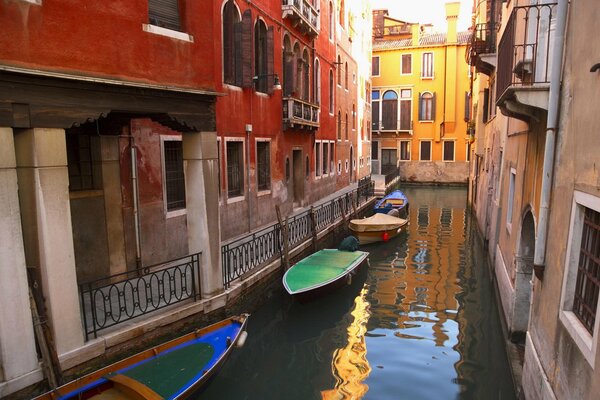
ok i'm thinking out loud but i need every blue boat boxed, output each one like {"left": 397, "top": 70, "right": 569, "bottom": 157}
{"left": 374, "top": 190, "right": 409, "bottom": 217}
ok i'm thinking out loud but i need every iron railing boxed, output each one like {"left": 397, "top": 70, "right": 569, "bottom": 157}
{"left": 221, "top": 177, "right": 374, "bottom": 288}
{"left": 283, "top": 97, "right": 320, "bottom": 130}
{"left": 281, "top": 0, "right": 320, "bottom": 37}
{"left": 79, "top": 253, "right": 201, "bottom": 340}
{"left": 468, "top": 22, "right": 498, "bottom": 65}
{"left": 496, "top": 3, "right": 557, "bottom": 104}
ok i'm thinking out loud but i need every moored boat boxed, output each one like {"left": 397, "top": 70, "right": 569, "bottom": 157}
{"left": 282, "top": 249, "right": 369, "bottom": 303}
{"left": 34, "top": 314, "right": 249, "bottom": 400}
{"left": 374, "top": 190, "right": 409, "bottom": 217}
{"left": 349, "top": 213, "right": 408, "bottom": 245}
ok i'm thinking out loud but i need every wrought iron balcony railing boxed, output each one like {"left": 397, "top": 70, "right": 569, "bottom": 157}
{"left": 496, "top": 2, "right": 558, "bottom": 104}
{"left": 468, "top": 22, "right": 498, "bottom": 63}
{"left": 282, "top": 0, "right": 320, "bottom": 37}
{"left": 283, "top": 96, "right": 320, "bottom": 130}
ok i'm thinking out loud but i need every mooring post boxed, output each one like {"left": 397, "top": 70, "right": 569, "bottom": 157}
{"left": 338, "top": 198, "right": 347, "bottom": 227}
{"left": 310, "top": 206, "right": 318, "bottom": 251}
{"left": 351, "top": 192, "right": 358, "bottom": 218}
{"left": 275, "top": 205, "right": 290, "bottom": 271}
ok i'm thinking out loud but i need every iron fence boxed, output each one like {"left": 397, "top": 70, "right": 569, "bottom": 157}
{"left": 79, "top": 252, "right": 201, "bottom": 340}
{"left": 222, "top": 177, "right": 374, "bottom": 288}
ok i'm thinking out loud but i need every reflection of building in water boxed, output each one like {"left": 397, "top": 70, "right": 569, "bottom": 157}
{"left": 321, "top": 287, "right": 371, "bottom": 400}
{"left": 369, "top": 202, "right": 464, "bottom": 348}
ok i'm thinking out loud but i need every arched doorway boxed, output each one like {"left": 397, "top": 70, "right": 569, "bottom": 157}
{"left": 512, "top": 210, "right": 535, "bottom": 342}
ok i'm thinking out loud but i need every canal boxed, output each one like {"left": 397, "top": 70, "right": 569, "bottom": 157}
{"left": 200, "top": 186, "right": 516, "bottom": 400}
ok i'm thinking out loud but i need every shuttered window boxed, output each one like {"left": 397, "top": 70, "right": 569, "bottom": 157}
{"left": 381, "top": 90, "right": 398, "bottom": 131}
{"left": 223, "top": 0, "right": 241, "bottom": 86}
{"left": 372, "top": 56, "right": 380, "bottom": 76}
{"left": 256, "top": 141, "right": 271, "bottom": 191}
{"left": 401, "top": 54, "right": 412, "bottom": 74}
{"left": 400, "top": 89, "right": 412, "bottom": 131}
{"left": 420, "top": 141, "right": 432, "bottom": 161}
{"left": 419, "top": 92, "right": 436, "bottom": 121}
{"left": 227, "top": 141, "right": 244, "bottom": 197}
{"left": 163, "top": 139, "right": 186, "bottom": 211}
{"left": 421, "top": 52, "right": 434, "bottom": 78}
{"left": 149, "top": 0, "right": 181, "bottom": 32}
{"left": 443, "top": 141, "right": 455, "bottom": 161}
{"left": 241, "top": 10, "right": 253, "bottom": 88}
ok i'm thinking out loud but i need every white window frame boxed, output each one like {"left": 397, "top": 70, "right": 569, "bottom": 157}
{"left": 224, "top": 137, "right": 246, "bottom": 203}
{"left": 443, "top": 140, "right": 456, "bottom": 162}
{"left": 399, "top": 140, "right": 411, "bottom": 161}
{"left": 337, "top": 160, "right": 342, "bottom": 174}
{"left": 143, "top": 24, "right": 194, "bottom": 42}
{"left": 419, "top": 140, "right": 432, "bottom": 161}
{"left": 255, "top": 138, "right": 272, "bottom": 196}
{"left": 401, "top": 53, "right": 413, "bottom": 75}
{"left": 160, "top": 135, "right": 187, "bottom": 218}
{"left": 421, "top": 52, "right": 434, "bottom": 79}
{"left": 559, "top": 191, "right": 600, "bottom": 368}
{"left": 507, "top": 168, "right": 516, "bottom": 231}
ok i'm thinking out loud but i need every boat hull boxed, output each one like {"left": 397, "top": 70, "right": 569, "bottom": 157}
{"left": 374, "top": 190, "right": 409, "bottom": 217}
{"left": 350, "top": 225, "right": 405, "bottom": 245}
{"left": 34, "top": 315, "right": 249, "bottom": 400}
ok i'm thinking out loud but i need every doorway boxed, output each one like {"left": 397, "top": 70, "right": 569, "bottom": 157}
{"left": 512, "top": 210, "right": 535, "bottom": 342}
{"left": 381, "top": 148, "right": 397, "bottom": 175}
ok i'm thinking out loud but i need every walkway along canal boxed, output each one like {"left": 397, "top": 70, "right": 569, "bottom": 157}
{"left": 199, "top": 185, "right": 517, "bottom": 399}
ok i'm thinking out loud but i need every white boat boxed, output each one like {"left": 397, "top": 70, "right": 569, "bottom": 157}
{"left": 349, "top": 213, "right": 408, "bottom": 245}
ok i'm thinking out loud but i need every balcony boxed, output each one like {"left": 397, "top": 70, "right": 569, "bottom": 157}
{"left": 468, "top": 22, "right": 498, "bottom": 76}
{"left": 282, "top": 0, "right": 320, "bottom": 38}
{"left": 496, "top": 3, "right": 557, "bottom": 122}
{"left": 283, "top": 97, "right": 319, "bottom": 130}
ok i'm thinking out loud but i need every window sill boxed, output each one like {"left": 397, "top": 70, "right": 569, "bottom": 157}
{"left": 20, "top": 0, "right": 41, "bottom": 4}
{"left": 227, "top": 196, "right": 245, "bottom": 204}
{"left": 142, "top": 24, "right": 194, "bottom": 42}
{"left": 166, "top": 208, "right": 187, "bottom": 219}
{"left": 420, "top": 76, "right": 434, "bottom": 80}
{"left": 223, "top": 83, "right": 243, "bottom": 91}
{"left": 257, "top": 189, "right": 271, "bottom": 197}
{"left": 559, "top": 310, "right": 596, "bottom": 368}
{"left": 69, "top": 189, "right": 104, "bottom": 200}
{"left": 419, "top": 120, "right": 434, "bottom": 123}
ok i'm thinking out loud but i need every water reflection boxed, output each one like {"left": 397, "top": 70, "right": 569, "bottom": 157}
{"left": 199, "top": 186, "right": 515, "bottom": 400}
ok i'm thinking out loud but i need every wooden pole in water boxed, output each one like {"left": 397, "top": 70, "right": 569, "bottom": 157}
{"left": 351, "top": 193, "right": 358, "bottom": 218}
{"left": 338, "top": 198, "right": 347, "bottom": 227}
{"left": 276, "top": 205, "right": 290, "bottom": 270}
{"left": 310, "top": 206, "right": 318, "bottom": 251}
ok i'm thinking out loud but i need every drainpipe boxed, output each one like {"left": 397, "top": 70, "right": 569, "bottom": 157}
{"left": 533, "top": 0, "right": 569, "bottom": 273}
{"left": 130, "top": 137, "right": 142, "bottom": 269}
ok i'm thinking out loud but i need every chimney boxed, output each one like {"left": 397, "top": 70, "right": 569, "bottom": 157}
{"left": 411, "top": 23, "right": 420, "bottom": 46}
{"left": 445, "top": 2, "right": 460, "bottom": 43}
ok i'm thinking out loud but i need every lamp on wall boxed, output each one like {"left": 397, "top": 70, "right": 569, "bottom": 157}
{"left": 252, "top": 74, "right": 281, "bottom": 91}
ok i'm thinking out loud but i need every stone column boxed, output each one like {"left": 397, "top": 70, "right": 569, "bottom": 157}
{"left": 182, "top": 131, "right": 223, "bottom": 297}
{"left": 101, "top": 135, "right": 127, "bottom": 276}
{"left": 14, "top": 128, "right": 84, "bottom": 356}
{"left": 0, "top": 128, "right": 40, "bottom": 391}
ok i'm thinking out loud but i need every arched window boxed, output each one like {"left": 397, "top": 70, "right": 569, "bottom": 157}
{"left": 339, "top": 0, "right": 345, "bottom": 28}
{"left": 337, "top": 111, "right": 342, "bottom": 140}
{"left": 222, "top": 0, "right": 241, "bottom": 85}
{"left": 314, "top": 59, "right": 321, "bottom": 105}
{"left": 352, "top": 104, "right": 356, "bottom": 130}
{"left": 302, "top": 49, "right": 310, "bottom": 101}
{"left": 337, "top": 55, "right": 342, "bottom": 84}
{"left": 329, "top": 2, "right": 334, "bottom": 41}
{"left": 344, "top": 62, "right": 348, "bottom": 89}
{"left": 345, "top": 113, "right": 348, "bottom": 140}
{"left": 283, "top": 36, "right": 293, "bottom": 96}
{"left": 329, "top": 70, "right": 334, "bottom": 112}
{"left": 294, "top": 43, "right": 302, "bottom": 96}
{"left": 254, "top": 20, "right": 268, "bottom": 93}
{"left": 382, "top": 90, "right": 398, "bottom": 131}
{"left": 419, "top": 92, "right": 435, "bottom": 121}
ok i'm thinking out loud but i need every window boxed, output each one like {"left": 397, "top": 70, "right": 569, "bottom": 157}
{"left": 222, "top": 0, "right": 241, "bottom": 86}
{"left": 372, "top": 56, "right": 380, "bottom": 76}
{"left": 66, "top": 133, "right": 98, "bottom": 191}
{"left": 382, "top": 90, "right": 398, "bottom": 131}
{"left": 419, "top": 92, "right": 435, "bottom": 121}
{"left": 149, "top": 0, "right": 181, "bottom": 31}
{"left": 330, "top": 143, "right": 335, "bottom": 172}
{"left": 338, "top": 161, "right": 342, "bottom": 174}
{"left": 163, "top": 138, "right": 186, "bottom": 211}
{"left": 314, "top": 59, "right": 321, "bottom": 105}
{"left": 401, "top": 54, "right": 412, "bottom": 75}
{"left": 372, "top": 90, "right": 380, "bottom": 131}
{"left": 306, "top": 156, "right": 310, "bottom": 179}
{"left": 421, "top": 52, "right": 433, "bottom": 78}
{"left": 256, "top": 141, "right": 271, "bottom": 191}
{"left": 329, "top": 2, "right": 334, "bottom": 41}
{"left": 254, "top": 20, "right": 269, "bottom": 93}
{"left": 443, "top": 140, "right": 455, "bottom": 161}
{"left": 337, "top": 55, "right": 342, "bottom": 84}
{"left": 507, "top": 168, "right": 516, "bottom": 227}
{"left": 371, "top": 141, "right": 379, "bottom": 160}
{"left": 285, "top": 157, "right": 290, "bottom": 182}
{"left": 400, "top": 89, "right": 412, "bottom": 131}
{"left": 329, "top": 70, "right": 334, "bottom": 113}
{"left": 345, "top": 113, "right": 348, "bottom": 140}
{"left": 301, "top": 49, "right": 310, "bottom": 101}
{"left": 323, "top": 142, "right": 329, "bottom": 174}
{"left": 464, "top": 91, "right": 471, "bottom": 121}
{"left": 337, "top": 111, "right": 342, "bottom": 140}
{"left": 315, "top": 142, "right": 321, "bottom": 177}
{"left": 339, "top": 0, "right": 345, "bottom": 28}
{"left": 352, "top": 104, "right": 356, "bottom": 131}
{"left": 483, "top": 88, "right": 490, "bottom": 123}
{"left": 420, "top": 140, "right": 432, "bottom": 161}
{"left": 226, "top": 141, "right": 244, "bottom": 197}
{"left": 400, "top": 141, "right": 411, "bottom": 161}
{"left": 560, "top": 191, "right": 600, "bottom": 367}
{"left": 345, "top": 62, "right": 349, "bottom": 89}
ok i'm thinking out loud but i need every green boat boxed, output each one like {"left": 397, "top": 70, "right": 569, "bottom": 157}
{"left": 282, "top": 249, "right": 369, "bottom": 302}
{"left": 34, "top": 314, "right": 249, "bottom": 400}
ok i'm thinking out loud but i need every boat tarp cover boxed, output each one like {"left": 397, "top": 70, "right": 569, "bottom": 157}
{"left": 349, "top": 213, "right": 407, "bottom": 232}
{"left": 285, "top": 249, "right": 366, "bottom": 293}
{"left": 119, "top": 341, "right": 215, "bottom": 398}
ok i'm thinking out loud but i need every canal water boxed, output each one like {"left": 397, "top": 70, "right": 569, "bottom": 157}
{"left": 199, "top": 186, "right": 516, "bottom": 400}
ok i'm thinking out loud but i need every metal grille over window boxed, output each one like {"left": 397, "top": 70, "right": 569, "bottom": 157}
{"left": 67, "top": 133, "right": 96, "bottom": 191}
{"left": 573, "top": 207, "right": 600, "bottom": 334}
{"left": 257, "top": 142, "right": 271, "bottom": 191}
{"left": 148, "top": 0, "right": 181, "bottom": 31}
{"left": 227, "top": 142, "right": 243, "bottom": 197}
{"left": 164, "top": 140, "right": 185, "bottom": 211}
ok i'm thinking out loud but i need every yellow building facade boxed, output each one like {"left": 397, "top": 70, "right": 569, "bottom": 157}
{"left": 371, "top": 3, "right": 471, "bottom": 183}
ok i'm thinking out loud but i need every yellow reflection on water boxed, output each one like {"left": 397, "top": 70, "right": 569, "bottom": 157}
{"left": 321, "top": 287, "right": 371, "bottom": 400}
